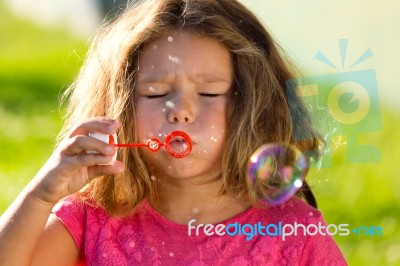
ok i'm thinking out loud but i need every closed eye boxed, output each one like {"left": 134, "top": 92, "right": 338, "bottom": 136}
{"left": 198, "top": 93, "right": 221, "bottom": 97}
{"left": 145, "top": 94, "right": 168, "bottom": 99}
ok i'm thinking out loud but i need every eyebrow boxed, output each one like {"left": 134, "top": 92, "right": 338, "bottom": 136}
{"left": 137, "top": 72, "right": 231, "bottom": 83}
{"left": 137, "top": 73, "right": 174, "bottom": 83}
{"left": 194, "top": 74, "right": 231, "bottom": 83}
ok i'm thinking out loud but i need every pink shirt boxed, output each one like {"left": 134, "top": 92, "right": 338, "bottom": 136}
{"left": 52, "top": 196, "right": 347, "bottom": 265}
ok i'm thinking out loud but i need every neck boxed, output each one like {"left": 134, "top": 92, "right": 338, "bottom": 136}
{"left": 149, "top": 175, "right": 250, "bottom": 225}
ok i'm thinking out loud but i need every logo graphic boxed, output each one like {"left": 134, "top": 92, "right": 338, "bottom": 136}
{"left": 286, "top": 39, "right": 381, "bottom": 166}
{"left": 188, "top": 219, "right": 383, "bottom": 241}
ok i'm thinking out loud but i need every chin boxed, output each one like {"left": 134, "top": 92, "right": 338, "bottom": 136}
{"left": 153, "top": 165, "right": 221, "bottom": 181}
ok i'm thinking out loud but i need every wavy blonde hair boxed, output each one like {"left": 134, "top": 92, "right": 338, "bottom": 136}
{"left": 60, "top": 0, "right": 321, "bottom": 217}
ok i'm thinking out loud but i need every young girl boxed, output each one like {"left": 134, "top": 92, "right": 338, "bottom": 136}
{"left": 0, "top": 0, "right": 347, "bottom": 265}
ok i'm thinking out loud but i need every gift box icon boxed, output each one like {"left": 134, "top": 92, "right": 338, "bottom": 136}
{"left": 286, "top": 40, "right": 381, "bottom": 167}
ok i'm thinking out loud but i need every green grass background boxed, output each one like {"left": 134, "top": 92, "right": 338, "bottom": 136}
{"left": 0, "top": 6, "right": 84, "bottom": 211}
{"left": 0, "top": 5, "right": 399, "bottom": 265}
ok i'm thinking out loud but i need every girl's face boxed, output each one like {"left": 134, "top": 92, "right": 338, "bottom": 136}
{"left": 135, "top": 31, "right": 233, "bottom": 180}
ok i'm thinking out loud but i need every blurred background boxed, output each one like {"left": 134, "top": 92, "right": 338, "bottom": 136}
{"left": 0, "top": 0, "right": 399, "bottom": 265}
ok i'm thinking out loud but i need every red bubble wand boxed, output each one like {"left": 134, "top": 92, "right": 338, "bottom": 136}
{"left": 109, "top": 130, "right": 192, "bottom": 158}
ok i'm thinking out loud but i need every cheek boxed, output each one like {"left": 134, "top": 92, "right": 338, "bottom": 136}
{"left": 135, "top": 103, "right": 163, "bottom": 139}
{"left": 211, "top": 109, "right": 227, "bottom": 152}
{"left": 199, "top": 110, "right": 226, "bottom": 152}
{"left": 136, "top": 99, "right": 168, "bottom": 119}
{"left": 207, "top": 127, "right": 225, "bottom": 152}
{"left": 201, "top": 103, "right": 227, "bottom": 134}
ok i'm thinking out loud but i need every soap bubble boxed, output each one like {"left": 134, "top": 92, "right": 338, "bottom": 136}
{"left": 246, "top": 143, "right": 308, "bottom": 205}
{"left": 165, "top": 101, "right": 175, "bottom": 109}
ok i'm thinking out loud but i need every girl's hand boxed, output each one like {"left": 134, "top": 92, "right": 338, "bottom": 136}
{"left": 30, "top": 118, "right": 125, "bottom": 205}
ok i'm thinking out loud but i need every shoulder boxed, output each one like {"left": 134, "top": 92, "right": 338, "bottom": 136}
{"left": 51, "top": 195, "right": 110, "bottom": 253}
{"left": 51, "top": 195, "right": 151, "bottom": 259}
{"left": 52, "top": 194, "right": 111, "bottom": 222}
{"left": 249, "top": 197, "right": 322, "bottom": 224}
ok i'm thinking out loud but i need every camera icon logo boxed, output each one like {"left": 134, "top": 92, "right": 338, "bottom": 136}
{"left": 286, "top": 40, "right": 381, "bottom": 167}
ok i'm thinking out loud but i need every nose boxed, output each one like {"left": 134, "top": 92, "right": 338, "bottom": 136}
{"left": 167, "top": 93, "right": 196, "bottom": 124}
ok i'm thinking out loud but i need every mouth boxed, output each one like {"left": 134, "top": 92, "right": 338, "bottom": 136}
{"left": 169, "top": 136, "right": 190, "bottom": 153}
{"left": 157, "top": 130, "right": 193, "bottom": 158}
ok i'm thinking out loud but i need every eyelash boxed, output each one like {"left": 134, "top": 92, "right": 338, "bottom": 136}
{"left": 145, "top": 94, "right": 168, "bottom": 99}
{"left": 198, "top": 93, "right": 221, "bottom": 97}
{"left": 145, "top": 93, "right": 221, "bottom": 98}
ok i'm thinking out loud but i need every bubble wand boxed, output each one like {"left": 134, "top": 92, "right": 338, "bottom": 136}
{"left": 89, "top": 130, "right": 192, "bottom": 159}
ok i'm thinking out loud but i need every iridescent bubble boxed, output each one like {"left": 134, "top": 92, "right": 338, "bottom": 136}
{"left": 246, "top": 143, "right": 308, "bottom": 205}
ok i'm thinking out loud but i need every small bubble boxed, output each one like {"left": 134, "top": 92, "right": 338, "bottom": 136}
{"left": 153, "top": 44, "right": 158, "bottom": 49}
{"left": 192, "top": 207, "right": 200, "bottom": 214}
{"left": 166, "top": 101, "right": 175, "bottom": 108}
{"left": 162, "top": 242, "right": 165, "bottom": 245}
{"left": 168, "top": 55, "right": 181, "bottom": 63}
{"left": 162, "top": 108, "right": 166, "bottom": 112}
{"left": 103, "top": 253, "right": 107, "bottom": 257}
{"left": 151, "top": 65, "right": 154, "bottom": 69}
{"left": 309, "top": 212, "right": 314, "bottom": 216}
{"left": 149, "top": 86, "right": 156, "bottom": 92}
{"left": 234, "top": 91, "right": 238, "bottom": 96}
{"left": 168, "top": 165, "right": 172, "bottom": 170}
{"left": 151, "top": 175, "right": 157, "bottom": 181}
{"left": 169, "top": 252, "right": 174, "bottom": 257}
{"left": 210, "top": 137, "right": 218, "bottom": 142}
{"left": 167, "top": 36, "right": 173, "bottom": 42}
{"left": 130, "top": 241, "right": 135, "bottom": 247}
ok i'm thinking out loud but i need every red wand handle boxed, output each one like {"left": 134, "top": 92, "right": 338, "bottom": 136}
{"left": 108, "top": 131, "right": 192, "bottom": 158}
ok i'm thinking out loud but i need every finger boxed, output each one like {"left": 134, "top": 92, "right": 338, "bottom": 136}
{"left": 61, "top": 135, "right": 116, "bottom": 156}
{"left": 65, "top": 153, "right": 117, "bottom": 168}
{"left": 88, "top": 160, "right": 125, "bottom": 179}
{"left": 69, "top": 118, "right": 121, "bottom": 138}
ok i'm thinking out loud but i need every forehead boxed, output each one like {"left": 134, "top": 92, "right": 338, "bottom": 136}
{"left": 137, "top": 30, "right": 233, "bottom": 78}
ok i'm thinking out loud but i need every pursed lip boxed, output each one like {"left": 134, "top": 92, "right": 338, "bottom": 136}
{"left": 168, "top": 136, "right": 197, "bottom": 147}
{"left": 160, "top": 130, "right": 197, "bottom": 144}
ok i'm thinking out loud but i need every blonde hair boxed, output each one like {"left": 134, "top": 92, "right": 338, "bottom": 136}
{"left": 60, "top": 0, "right": 321, "bottom": 216}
